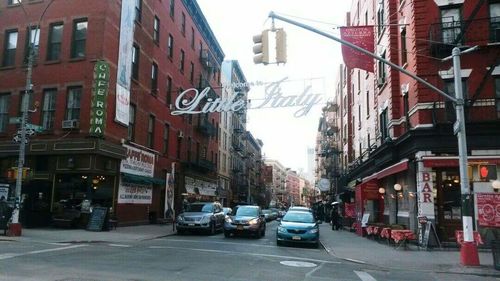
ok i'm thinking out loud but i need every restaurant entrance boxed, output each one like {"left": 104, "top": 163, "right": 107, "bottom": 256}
{"left": 436, "top": 169, "right": 462, "bottom": 242}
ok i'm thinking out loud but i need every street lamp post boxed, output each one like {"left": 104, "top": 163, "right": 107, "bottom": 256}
{"left": 268, "top": 12, "right": 480, "bottom": 265}
{"left": 393, "top": 184, "right": 402, "bottom": 225}
{"left": 9, "top": 0, "right": 55, "bottom": 236}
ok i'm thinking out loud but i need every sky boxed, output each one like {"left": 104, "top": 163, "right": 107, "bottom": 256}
{"left": 197, "top": 0, "right": 352, "bottom": 173}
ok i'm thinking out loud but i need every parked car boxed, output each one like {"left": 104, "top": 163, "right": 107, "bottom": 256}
{"left": 223, "top": 207, "right": 232, "bottom": 216}
{"left": 223, "top": 205, "right": 266, "bottom": 238}
{"left": 288, "top": 206, "right": 312, "bottom": 213}
{"left": 262, "top": 209, "right": 272, "bottom": 221}
{"left": 276, "top": 210, "right": 320, "bottom": 248}
{"left": 269, "top": 208, "right": 280, "bottom": 220}
{"left": 176, "top": 202, "right": 225, "bottom": 235}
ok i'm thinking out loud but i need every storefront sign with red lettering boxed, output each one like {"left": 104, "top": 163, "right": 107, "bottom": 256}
{"left": 476, "top": 193, "right": 500, "bottom": 227}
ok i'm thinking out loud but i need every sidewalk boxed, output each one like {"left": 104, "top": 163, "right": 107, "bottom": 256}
{"left": 319, "top": 223, "right": 499, "bottom": 277}
{"left": 0, "top": 223, "right": 176, "bottom": 244}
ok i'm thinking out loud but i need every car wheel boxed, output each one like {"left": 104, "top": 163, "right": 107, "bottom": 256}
{"left": 224, "top": 230, "right": 231, "bottom": 238}
{"left": 255, "top": 229, "right": 262, "bottom": 239}
{"left": 177, "top": 229, "right": 185, "bottom": 235}
{"left": 314, "top": 240, "right": 320, "bottom": 248}
{"left": 261, "top": 226, "right": 266, "bottom": 237}
{"left": 276, "top": 240, "right": 283, "bottom": 246}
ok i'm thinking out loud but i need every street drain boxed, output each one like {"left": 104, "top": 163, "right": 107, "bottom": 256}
{"left": 280, "top": 260, "right": 317, "bottom": 267}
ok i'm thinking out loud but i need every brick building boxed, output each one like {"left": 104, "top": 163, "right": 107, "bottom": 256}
{"left": 334, "top": 0, "right": 500, "bottom": 244}
{"left": 0, "top": 0, "right": 223, "bottom": 226}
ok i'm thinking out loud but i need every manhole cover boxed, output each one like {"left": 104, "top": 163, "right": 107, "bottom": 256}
{"left": 280, "top": 260, "right": 317, "bottom": 267}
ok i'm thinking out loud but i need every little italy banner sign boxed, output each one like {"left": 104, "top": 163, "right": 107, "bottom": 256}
{"left": 171, "top": 77, "right": 323, "bottom": 118}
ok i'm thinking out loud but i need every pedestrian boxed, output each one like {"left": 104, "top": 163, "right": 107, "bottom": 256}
{"left": 330, "top": 202, "right": 341, "bottom": 231}
{"left": 0, "top": 196, "right": 12, "bottom": 235}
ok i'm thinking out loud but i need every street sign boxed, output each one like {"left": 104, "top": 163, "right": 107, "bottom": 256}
{"left": 453, "top": 121, "right": 460, "bottom": 135}
{"left": 13, "top": 135, "right": 28, "bottom": 144}
{"left": 18, "top": 129, "right": 35, "bottom": 136}
{"left": 9, "top": 117, "right": 22, "bottom": 124}
{"left": 26, "top": 123, "right": 44, "bottom": 132}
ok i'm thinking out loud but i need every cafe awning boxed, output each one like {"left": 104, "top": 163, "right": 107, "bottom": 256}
{"left": 362, "top": 159, "right": 409, "bottom": 183}
{"left": 121, "top": 173, "right": 165, "bottom": 185}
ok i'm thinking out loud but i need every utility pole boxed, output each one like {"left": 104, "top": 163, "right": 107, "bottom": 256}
{"left": 267, "top": 12, "right": 480, "bottom": 266}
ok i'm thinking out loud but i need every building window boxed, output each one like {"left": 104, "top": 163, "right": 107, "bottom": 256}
{"left": 187, "top": 137, "right": 192, "bottom": 162}
{"left": 71, "top": 19, "right": 87, "bottom": 58}
{"left": 366, "top": 91, "right": 370, "bottom": 116}
{"left": 179, "top": 49, "right": 185, "bottom": 72}
{"left": 42, "top": 89, "right": 57, "bottom": 130}
{"left": 8, "top": 0, "right": 21, "bottom": 5}
{"left": 132, "top": 44, "right": 139, "bottom": 80}
{"left": 189, "top": 62, "right": 194, "bottom": 83}
{"left": 181, "top": 12, "right": 186, "bottom": 36}
{"left": 358, "top": 105, "right": 361, "bottom": 128}
{"left": 167, "top": 34, "right": 173, "bottom": 58}
{"left": 163, "top": 124, "right": 170, "bottom": 154}
{"left": 166, "top": 76, "right": 173, "bottom": 105}
{"left": 440, "top": 6, "right": 462, "bottom": 44}
{"left": 47, "top": 23, "right": 63, "bottom": 61}
{"left": 444, "top": 79, "right": 467, "bottom": 122}
{"left": 65, "top": 87, "right": 82, "bottom": 121}
{"left": 151, "top": 62, "right": 158, "bottom": 94}
{"left": 2, "top": 29, "right": 18, "bottom": 67}
{"left": 0, "top": 94, "right": 9, "bottom": 133}
{"left": 128, "top": 104, "right": 136, "bottom": 141}
{"left": 495, "top": 77, "right": 500, "bottom": 119}
{"left": 147, "top": 115, "right": 155, "bottom": 148}
{"left": 18, "top": 90, "right": 33, "bottom": 116}
{"left": 490, "top": 2, "right": 500, "bottom": 42}
{"left": 400, "top": 27, "right": 407, "bottom": 65}
{"left": 169, "top": 0, "right": 175, "bottom": 19}
{"left": 135, "top": 0, "right": 142, "bottom": 23}
{"left": 191, "top": 27, "right": 195, "bottom": 49}
{"left": 377, "top": 0, "right": 385, "bottom": 35}
{"left": 380, "top": 108, "right": 388, "bottom": 141}
{"left": 153, "top": 16, "right": 160, "bottom": 43}
{"left": 403, "top": 93, "right": 410, "bottom": 130}
{"left": 24, "top": 26, "right": 40, "bottom": 64}
{"left": 377, "top": 51, "right": 386, "bottom": 86}
{"left": 199, "top": 41, "right": 203, "bottom": 58}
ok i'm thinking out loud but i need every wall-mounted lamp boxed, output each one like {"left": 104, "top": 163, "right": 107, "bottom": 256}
{"left": 492, "top": 180, "right": 500, "bottom": 192}
{"left": 393, "top": 183, "right": 402, "bottom": 224}
{"left": 394, "top": 183, "right": 402, "bottom": 192}
{"left": 408, "top": 192, "right": 416, "bottom": 198}
{"left": 378, "top": 187, "right": 386, "bottom": 194}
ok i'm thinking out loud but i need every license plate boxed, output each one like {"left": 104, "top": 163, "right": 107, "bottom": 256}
{"left": 292, "top": 236, "right": 301, "bottom": 240}
{"left": 237, "top": 225, "right": 244, "bottom": 230}
{"left": 188, "top": 223, "right": 195, "bottom": 226}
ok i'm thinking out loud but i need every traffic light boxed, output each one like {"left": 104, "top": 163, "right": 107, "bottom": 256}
{"left": 6, "top": 167, "right": 31, "bottom": 180}
{"left": 275, "top": 28, "right": 287, "bottom": 64}
{"left": 479, "top": 165, "right": 497, "bottom": 181}
{"left": 253, "top": 30, "right": 269, "bottom": 65}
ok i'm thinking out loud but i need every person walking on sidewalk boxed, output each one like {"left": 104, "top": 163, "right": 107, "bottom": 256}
{"left": 330, "top": 202, "right": 341, "bottom": 231}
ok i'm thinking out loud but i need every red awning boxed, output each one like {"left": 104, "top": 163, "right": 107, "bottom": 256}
{"left": 422, "top": 156, "right": 500, "bottom": 168}
{"left": 362, "top": 159, "right": 409, "bottom": 183}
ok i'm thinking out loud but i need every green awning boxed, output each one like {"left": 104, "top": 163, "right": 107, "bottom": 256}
{"left": 121, "top": 173, "right": 165, "bottom": 185}
{"left": 347, "top": 180, "right": 358, "bottom": 189}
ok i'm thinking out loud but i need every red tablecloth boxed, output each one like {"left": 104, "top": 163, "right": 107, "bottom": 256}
{"left": 455, "top": 230, "right": 484, "bottom": 246}
{"left": 391, "top": 230, "right": 415, "bottom": 243}
{"left": 380, "top": 227, "right": 391, "bottom": 239}
{"left": 373, "top": 226, "right": 380, "bottom": 235}
{"left": 366, "top": 226, "right": 374, "bottom": 235}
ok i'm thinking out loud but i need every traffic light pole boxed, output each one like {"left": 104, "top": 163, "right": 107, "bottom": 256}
{"left": 267, "top": 11, "right": 479, "bottom": 265}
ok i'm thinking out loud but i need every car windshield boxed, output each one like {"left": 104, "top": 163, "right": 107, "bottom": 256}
{"left": 282, "top": 211, "right": 315, "bottom": 223}
{"left": 185, "top": 203, "right": 213, "bottom": 213}
{"left": 262, "top": 210, "right": 271, "bottom": 214}
{"left": 235, "top": 207, "right": 258, "bottom": 216}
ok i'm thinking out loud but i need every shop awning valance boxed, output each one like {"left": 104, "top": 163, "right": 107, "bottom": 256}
{"left": 362, "top": 159, "right": 409, "bottom": 183}
{"left": 121, "top": 173, "right": 165, "bottom": 185}
{"left": 422, "top": 156, "right": 500, "bottom": 168}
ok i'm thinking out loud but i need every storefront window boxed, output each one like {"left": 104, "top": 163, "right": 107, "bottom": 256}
{"left": 53, "top": 174, "right": 114, "bottom": 213}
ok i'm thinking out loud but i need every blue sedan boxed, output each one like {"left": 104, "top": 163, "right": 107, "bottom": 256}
{"left": 276, "top": 211, "right": 320, "bottom": 248}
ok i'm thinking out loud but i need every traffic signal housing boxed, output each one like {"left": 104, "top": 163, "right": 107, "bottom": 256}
{"left": 275, "top": 28, "right": 287, "bottom": 64}
{"left": 253, "top": 30, "right": 269, "bottom": 65}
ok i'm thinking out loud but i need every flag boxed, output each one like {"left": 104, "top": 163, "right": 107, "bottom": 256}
{"left": 340, "top": 26, "right": 375, "bottom": 72}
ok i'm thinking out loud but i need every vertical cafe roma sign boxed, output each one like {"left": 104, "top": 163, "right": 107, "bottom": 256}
{"left": 90, "top": 60, "right": 110, "bottom": 137}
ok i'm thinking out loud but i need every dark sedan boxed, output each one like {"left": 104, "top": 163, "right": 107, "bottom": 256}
{"left": 276, "top": 211, "right": 320, "bottom": 248}
{"left": 223, "top": 205, "right": 266, "bottom": 238}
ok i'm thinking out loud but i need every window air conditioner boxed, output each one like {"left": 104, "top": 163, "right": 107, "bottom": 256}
{"left": 62, "top": 119, "right": 79, "bottom": 129}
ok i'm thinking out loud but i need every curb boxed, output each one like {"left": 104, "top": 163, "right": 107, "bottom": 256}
{"left": 319, "top": 240, "right": 499, "bottom": 277}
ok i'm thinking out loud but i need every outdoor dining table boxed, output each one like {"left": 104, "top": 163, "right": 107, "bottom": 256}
{"left": 380, "top": 227, "right": 391, "bottom": 239}
{"left": 390, "top": 229, "right": 416, "bottom": 249}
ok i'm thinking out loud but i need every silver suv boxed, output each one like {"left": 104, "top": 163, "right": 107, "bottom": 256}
{"left": 176, "top": 202, "right": 225, "bottom": 235}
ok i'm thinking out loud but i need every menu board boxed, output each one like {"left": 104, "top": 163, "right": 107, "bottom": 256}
{"left": 86, "top": 207, "right": 108, "bottom": 231}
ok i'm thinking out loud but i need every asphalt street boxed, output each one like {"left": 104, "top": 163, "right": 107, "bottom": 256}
{"left": 0, "top": 221, "right": 498, "bottom": 281}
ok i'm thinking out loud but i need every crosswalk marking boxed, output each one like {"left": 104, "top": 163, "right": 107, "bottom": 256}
{"left": 108, "top": 244, "right": 131, "bottom": 247}
{"left": 0, "top": 245, "right": 87, "bottom": 260}
{"left": 354, "top": 270, "right": 377, "bottom": 281}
